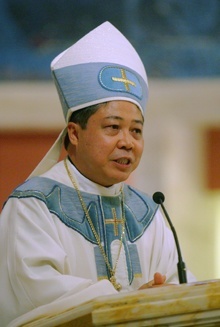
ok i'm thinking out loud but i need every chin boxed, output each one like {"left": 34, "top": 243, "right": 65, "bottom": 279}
{"left": 99, "top": 170, "right": 132, "bottom": 186}
{"left": 109, "top": 175, "right": 130, "bottom": 185}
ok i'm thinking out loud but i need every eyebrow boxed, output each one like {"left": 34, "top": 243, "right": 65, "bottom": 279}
{"left": 104, "top": 116, "right": 144, "bottom": 125}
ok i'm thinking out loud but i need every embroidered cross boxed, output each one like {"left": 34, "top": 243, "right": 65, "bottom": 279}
{"left": 105, "top": 208, "right": 123, "bottom": 236}
{"left": 112, "top": 69, "right": 136, "bottom": 91}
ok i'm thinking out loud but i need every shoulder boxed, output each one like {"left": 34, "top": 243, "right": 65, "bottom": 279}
{"left": 11, "top": 176, "right": 63, "bottom": 196}
{"left": 6, "top": 176, "right": 73, "bottom": 208}
{"left": 124, "top": 184, "right": 157, "bottom": 212}
{"left": 123, "top": 184, "right": 159, "bottom": 241}
{"left": 5, "top": 176, "right": 89, "bottom": 230}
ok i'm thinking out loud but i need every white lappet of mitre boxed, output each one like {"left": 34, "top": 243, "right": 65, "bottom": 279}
{"left": 29, "top": 21, "right": 149, "bottom": 178}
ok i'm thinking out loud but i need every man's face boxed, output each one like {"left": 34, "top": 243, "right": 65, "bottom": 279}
{"left": 68, "top": 100, "right": 144, "bottom": 186}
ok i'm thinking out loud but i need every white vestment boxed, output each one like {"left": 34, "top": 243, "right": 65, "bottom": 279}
{"left": 0, "top": 160, "right": 196, "bottom": 326}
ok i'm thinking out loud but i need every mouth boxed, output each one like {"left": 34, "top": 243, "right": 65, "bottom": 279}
{"left": 114, "top": 158, "right": 131, "bottom": 165}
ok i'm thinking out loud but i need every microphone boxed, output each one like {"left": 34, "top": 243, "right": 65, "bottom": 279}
{"left": 152, "top": 191, "right": 187, "bottom": 284}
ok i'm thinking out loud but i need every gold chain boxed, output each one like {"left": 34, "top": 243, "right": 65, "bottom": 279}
{"left": 64, "top": 157, "right": 125, "bottom": 291}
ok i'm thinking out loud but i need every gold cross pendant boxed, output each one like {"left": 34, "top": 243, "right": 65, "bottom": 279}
{"left": 110, "top": 275, "right": 122, "bottom": 291}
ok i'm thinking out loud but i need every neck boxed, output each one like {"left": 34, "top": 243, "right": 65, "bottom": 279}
{"left": 66, "top": 157, "right": 123, "bottom": 196}
{"left": 67, "top": 156, "right": 114, "bottom": 187}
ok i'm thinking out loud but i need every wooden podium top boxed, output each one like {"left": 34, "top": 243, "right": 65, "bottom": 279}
{"left": 19, "top": 280, "right": 220, "bottom": 327}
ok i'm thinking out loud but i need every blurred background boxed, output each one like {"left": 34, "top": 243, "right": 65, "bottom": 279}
{"left": 0, "top": 0, "right": 220, "bottom": 282}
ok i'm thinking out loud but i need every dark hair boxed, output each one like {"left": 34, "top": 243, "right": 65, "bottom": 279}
{"left": 64, "top": 102, "right": 106, "bottom": 150}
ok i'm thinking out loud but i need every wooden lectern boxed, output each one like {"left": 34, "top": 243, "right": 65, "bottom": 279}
{"left": 17, "top": 280, "right": 220, "bottom": 326}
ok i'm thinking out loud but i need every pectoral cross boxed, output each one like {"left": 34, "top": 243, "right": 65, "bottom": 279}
{"left": 112, "top": 69, "right": 136, "bottom": 91}
{"left": 105, "top": 208, "right": 123, "bottom": 236}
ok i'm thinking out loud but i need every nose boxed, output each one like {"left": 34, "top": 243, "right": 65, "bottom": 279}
{"left": 117, "top": 131, "right": 134, "bottom": 150}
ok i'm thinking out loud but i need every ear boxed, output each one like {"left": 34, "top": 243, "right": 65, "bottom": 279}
{"left": 67, "top": 122, "right": 80, "bottom": 146}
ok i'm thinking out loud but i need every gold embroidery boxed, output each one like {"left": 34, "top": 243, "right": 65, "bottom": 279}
{"left": 105, "top": 208, "right": 123, "bottom": 236}
{"left": 64, "top": 158, "right": 125, "bottom": 291}
{"left": 112, "top": 69, "right": 136, "bottom": 91}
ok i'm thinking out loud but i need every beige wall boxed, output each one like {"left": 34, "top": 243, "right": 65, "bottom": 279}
{"left": 1, "top": 79, "right": 220, "bottom": 281}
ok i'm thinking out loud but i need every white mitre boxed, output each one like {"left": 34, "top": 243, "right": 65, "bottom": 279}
{"left": 29, "top": 21, "right": 149, "bottom": 178}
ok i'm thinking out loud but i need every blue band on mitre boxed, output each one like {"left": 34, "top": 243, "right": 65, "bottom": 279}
{"left": 52, "top": 62, "right": 148, "bottom": 121}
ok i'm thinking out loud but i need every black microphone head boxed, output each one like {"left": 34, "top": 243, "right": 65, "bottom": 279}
{"left": 153, "top": 192, "right": 165, "bottom": 204}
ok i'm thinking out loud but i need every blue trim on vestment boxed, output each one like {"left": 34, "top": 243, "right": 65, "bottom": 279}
{"left": 9, "top": 176, "right": 158, "bottom": 243}
{"left": 9, "top": 176, "right": 158, "bottom": 284}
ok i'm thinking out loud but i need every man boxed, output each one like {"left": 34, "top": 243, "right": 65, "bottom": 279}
{"left": 0, "top": 22, "right": 195, "bottom": 326}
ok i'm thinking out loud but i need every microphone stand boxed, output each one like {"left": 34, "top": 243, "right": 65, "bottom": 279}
{"left": 153, "top": 192, "right": 187, "bottom": 284}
